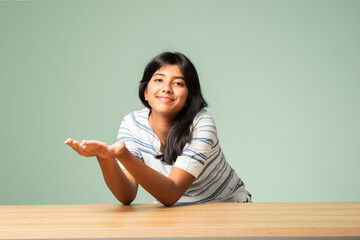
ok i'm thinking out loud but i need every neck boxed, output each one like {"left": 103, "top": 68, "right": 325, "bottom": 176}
{"left": 149, "top": 111, "right": 174, "bottom": 145}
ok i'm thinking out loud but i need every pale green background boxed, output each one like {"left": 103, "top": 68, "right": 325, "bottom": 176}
{"left": 0, "top": 0, "right": 359, "bottom": 205}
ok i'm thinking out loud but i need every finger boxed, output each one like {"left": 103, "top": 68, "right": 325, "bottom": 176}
{"left": 68, "top": 141, "right": 81, "bottom": 152}
{"left": 78, "top": 140, "right": 108, "bottom": 156}
{"left": 64, "top": 138, "right": 76, "bottom": 145}
{"left": 72, "top": 140, "right": 81, "bottom": 150}
{"left": 65, "top": 139, "right": 77, "bottom": 148}
{"left": 68, "top": 140, "right": 84, "bottom": 153}
{"left": 71, "top": 143, "right": 93, "bottom": 157}
{"left": 65, "top": 139, "right": 94, "bottom": 158}
{"left": 79, "top": 141, "right": 99, "bottom": 151}
{"left": 78, "top": 140, "right": 97, "bottom": 154}
{"left": 79, "top": 140, "right": 90, "bottom": 148}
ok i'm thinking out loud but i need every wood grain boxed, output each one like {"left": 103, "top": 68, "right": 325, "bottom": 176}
{"left": 0, "top": 202, "right": 359, "bottom": 239}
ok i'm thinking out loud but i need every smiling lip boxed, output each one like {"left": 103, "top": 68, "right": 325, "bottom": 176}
{"left": 156, "top": 96, "right": 174, "bottom": 102}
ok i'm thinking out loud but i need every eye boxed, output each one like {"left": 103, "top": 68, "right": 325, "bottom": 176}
{"left": 154, "top": 79, "right": 163, "bottom": 82}
{"left": 174, "top": 81, "right": 185, "bottom": 87}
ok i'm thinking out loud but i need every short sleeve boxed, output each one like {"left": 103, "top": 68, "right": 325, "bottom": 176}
{"left": 116, "top": 114, "right": 143, "bottom": 169}
{"left": 173, "top": 111, "right": 217, "bottom": 178}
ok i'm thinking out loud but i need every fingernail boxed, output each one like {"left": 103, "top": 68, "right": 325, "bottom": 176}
{"left": 108, "top": 147, "right": 114, "bottom": 152}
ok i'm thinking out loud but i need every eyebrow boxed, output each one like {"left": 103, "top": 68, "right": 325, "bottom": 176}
{"left": 154, "top": 73, "right": 185, "bottom": 80}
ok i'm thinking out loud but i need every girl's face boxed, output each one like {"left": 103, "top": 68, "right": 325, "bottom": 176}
{"left": 144, "top": 64, "right": 189, "bottom": 119}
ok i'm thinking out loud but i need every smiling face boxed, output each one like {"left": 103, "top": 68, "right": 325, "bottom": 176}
{"left": 144, "top": 64, "right": 189, "bottom": 120}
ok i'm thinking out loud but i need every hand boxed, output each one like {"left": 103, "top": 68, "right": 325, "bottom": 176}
{"left": 64, "top": 138, "right": 110, "bottom": 159}
{"left": 64, "top": 138, "right": 126, "bottom": 159}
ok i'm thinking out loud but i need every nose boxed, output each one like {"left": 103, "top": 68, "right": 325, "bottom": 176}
{"left": 162, "top": 81, "right": 173, "bottom": 93}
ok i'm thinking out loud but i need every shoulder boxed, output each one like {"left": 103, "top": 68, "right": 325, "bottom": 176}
{"left": 118, "top": 108, "right": 155, "bottom": 140}
{"left": 190, "top": 108, "right": 218, "bottom": 141}
{"left": 122, "top": 108, "right": 150, "bottom": 125}
{"left": 192, "top": 108, "right": 216, "bottom": 128}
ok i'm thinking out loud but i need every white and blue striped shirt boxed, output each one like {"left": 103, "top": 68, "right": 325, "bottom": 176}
{"left": 117, "top": 108, "right": 251, "bottom": 203}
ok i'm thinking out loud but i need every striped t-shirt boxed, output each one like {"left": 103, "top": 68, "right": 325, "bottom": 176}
{"left": 117, "top": 108, "right": 251, "bottom": 203}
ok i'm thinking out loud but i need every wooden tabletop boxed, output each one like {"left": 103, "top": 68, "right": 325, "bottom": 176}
{"left": 0, "top": 202, "right": 360, "bottom": 239}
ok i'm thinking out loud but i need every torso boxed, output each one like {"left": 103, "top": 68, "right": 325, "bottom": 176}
{"left": 117, "top": 108, "right": 251, "bottom": 203}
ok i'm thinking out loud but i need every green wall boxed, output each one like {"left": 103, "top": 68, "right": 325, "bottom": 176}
{"left": 1, "top": 0, "right": 359, "bottom": 205}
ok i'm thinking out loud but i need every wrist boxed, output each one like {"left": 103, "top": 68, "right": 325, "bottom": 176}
{"left": 96, "top": 155, "right": 114, "bottom": 162}
{"left": 114, "top": 146, "right": 127, "bottom": 158}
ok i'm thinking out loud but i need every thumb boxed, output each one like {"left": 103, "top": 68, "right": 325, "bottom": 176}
{"left": 108, "top": 141, "right": 125, "bottom": 155}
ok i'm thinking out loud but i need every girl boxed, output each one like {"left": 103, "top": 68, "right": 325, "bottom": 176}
{"left": 65, "top": 52, "right": 251, "bottom": 206}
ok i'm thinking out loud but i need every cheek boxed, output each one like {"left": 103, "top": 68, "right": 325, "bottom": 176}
{"left": 146, "top": 83, "right": 161, "bottom": 95}
{"left": 180, "top": 90, "right": 189, "bottom": 103}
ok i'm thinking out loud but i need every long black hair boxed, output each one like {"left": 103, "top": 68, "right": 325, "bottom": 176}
{"left": 139, "top": 52, "right": 207, "bottom": 165}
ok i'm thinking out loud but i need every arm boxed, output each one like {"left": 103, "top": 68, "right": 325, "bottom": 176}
{"left": 66, "top": 138, "right": 195, "bottom": 207}
{"left": 96, "top": 156, "right": 138, "bottom": 205}
{"left": 64, "top": 139, "right": 138, "bottom": 205}
{"left": 111, "top": 144, "right": 196, "bottom": 207}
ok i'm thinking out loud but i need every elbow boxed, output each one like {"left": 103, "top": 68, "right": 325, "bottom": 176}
{"left": 162, "top": 201, "right": 176, "bottom": 207}
{"left": 115, "top": 193, "right": 136, "bottom": 206}
{"left": 118, "top": 196, "right": 135, "bottom": 205}
{"left": 120, "top": 200, "right": 133, "bottom": 206}
{"left": 159, "top": 196, "right": 179, "bottom": 207}
{"left": 159, "top": 187, "right": 184, "bottom": 207}
{"left": 112, "top": 187, "right": 137, "bottom": 206}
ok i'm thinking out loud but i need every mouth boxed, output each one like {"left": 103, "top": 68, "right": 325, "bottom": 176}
{"left": 156, "top": 96, "right": 174, "bottom": 102}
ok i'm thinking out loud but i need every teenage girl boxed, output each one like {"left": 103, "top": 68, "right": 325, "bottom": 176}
{"left": 65, "top": 52, "right": 251, "bottom": 207}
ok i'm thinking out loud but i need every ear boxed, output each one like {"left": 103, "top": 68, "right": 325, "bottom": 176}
{"left": 144, "top": 88, "right": 148, "bottom": 101}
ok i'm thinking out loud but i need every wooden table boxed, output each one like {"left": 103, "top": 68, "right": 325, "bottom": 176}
{"left": 0, "top": 202, "right": 359, "bottom": 239}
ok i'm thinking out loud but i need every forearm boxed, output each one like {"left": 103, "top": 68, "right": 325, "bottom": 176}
{"left": 116, "top": 149, "right": 181, "bottom": 207}
{"left": 97, "top": 156, "right": 138, "bottom": 205}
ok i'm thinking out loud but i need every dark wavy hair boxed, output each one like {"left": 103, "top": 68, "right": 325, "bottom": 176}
{"left": 139, "top": 52, "right": 208, "bottom": 165}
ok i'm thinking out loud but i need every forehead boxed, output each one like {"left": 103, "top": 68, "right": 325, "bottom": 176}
{"left": 153, "top": 64, "right": 183, "bottom": 77}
